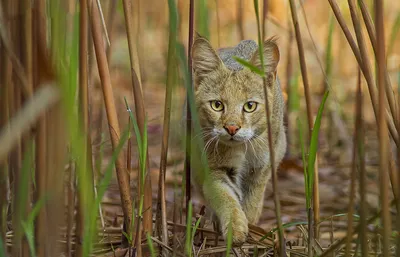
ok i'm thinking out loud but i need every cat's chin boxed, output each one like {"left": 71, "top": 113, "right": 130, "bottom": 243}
{"left": 220, "top": 138, "right": 246, "bottom": 146}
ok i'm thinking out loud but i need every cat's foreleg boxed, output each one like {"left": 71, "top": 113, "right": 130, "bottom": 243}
{"left": 203, "top": 173, "right": 248, "bottom": 245}
{"left": 242, "top": 169, "right": 271, "bottom": 224}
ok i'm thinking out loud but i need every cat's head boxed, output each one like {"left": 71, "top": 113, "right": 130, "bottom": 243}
{"left": 192, "top": 33, "right": 280, "bottom": 146}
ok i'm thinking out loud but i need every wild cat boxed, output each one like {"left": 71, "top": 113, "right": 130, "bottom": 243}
{"left": 191, "top": 33, "right": 287, "bottom": 245}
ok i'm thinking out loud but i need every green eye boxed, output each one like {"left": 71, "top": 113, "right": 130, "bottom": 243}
{"left": 243, "top": 101, "right": 257, "bottom": 113}
{"left": 210, "top": 100, "right": 224, "bottom": 111}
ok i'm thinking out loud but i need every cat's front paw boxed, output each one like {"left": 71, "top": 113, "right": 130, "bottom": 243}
{"left": 222, "top": 208, "right": 248, "bottom": 246}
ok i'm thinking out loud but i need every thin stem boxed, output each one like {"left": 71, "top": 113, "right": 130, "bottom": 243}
{"left": 345, "top": 69, "right": 361, "bottom": 257}
{"left": 32, "top": 0, "right": 48, "bottom": 255}
{"left": 76, "top": 0, "right": 93, "bottom": 255}
{"left": 157, "top": 0, "right": 178, "bottom": 254}
{"left": 288, "top": 0, "right": 317, "bottom": 250}
{"left": 237, "top": 0, "right": 245, "bottom": 40}
{"left": 257, "top": 1, "right": 285, "bottom": 254}
{"left": 121, "top": 0, "right": 152, "bottom": 239}
{"left": 375, "top": 1, "right": 391, "bottom": 256}
{"left": 88, "top": 0, "right": 133, "bottom": 245}
{"left": 185, "top": 0, "right": 194, "bottom": 226}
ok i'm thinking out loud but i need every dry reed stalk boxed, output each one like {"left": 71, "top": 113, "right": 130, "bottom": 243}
{"left": 347, "top": 0, "right": 377, "bottom": 112}
{"left": 375, "top": 1, "right": 391, "bottom": 256}
{"left": 21, "top": 0, "right": 32, "bottom": 98}
{"left": 0, "top": 1, "right": 12, "bottom": 244}
{"left": 8, "top": 2, "right": 26, "bottom": 254}
{"left": 46, "top": 101, "right": 66, "bottom": 257}
{"left": 214, "top": 0, "right": 221, "bottom": 48}
{"left": 156, "top": 9, "right": 177, "bottom": 253}
{"left": 397, "top": 68, "right": 400, "bottom": 257}
{"left": 358, "top": 0, "right": 397, "bottom": 124}
{"left": 6, "top": 78, "right": 17, "bottom": 257}
{"left": 288, "top": 0, "right": 318, "bottom": 248}
{"left": 20, "top": 1, "right": 33, "bottom": 255}
{"left": 263, "top": 75, "right": 285, "bottom": 256}
{"left": 172, "top": 188, "right": 178, "bottom": 255}
{"left": 284, "top": 20, "right": 292, "bottom": 156}
{"left": 259, "top": 1, "right": 285, "bottom": 254}
{"left": 75, "top": 0, "right": 92, "bottom": 255}
{"left": 121, "top": 0, "right": 152, "bottom": 238}
{"left": 32, "top": 0, "right": 49, "bottom": 255}
{"left": 344, "top": 69, "right": 361, "bottom": 257}
{"left": 66, "top": 161, "right": 75, "bottom": 257}
{"left": 185, "top": 0, "right": 194, "bottom": 225}
{"left": 287, "top": 0, "right": 313, "bottom": 131}
{"left": 389, "top": 156, "right": 400, "bottom": 203}
{"left": 357, "top": 73, "right": 368, "bottom": 257}
{"left": 327, "top": 0, "right": 399, "bottom": 146}
{"left": 126, "top": 115, "right": 133, "bottom": 257}
{"left": 262, "top": 0, "right": 268, "bottom": 40}
{"left": 358, "top": 0, "right": 400, "bottom": 202}
{"left": 237, "top": 0, "right": 245, "bottom": 40}
{"left": 88, "top": 0, "right": 134, "bottom": 245}
{"left": 105, "top": 0, "right": 117, "bottom": 62}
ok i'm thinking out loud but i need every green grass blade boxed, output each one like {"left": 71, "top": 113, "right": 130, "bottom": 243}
{"left": 307, "top": 90, "right": 330, "bottom": 198}
{"left": 168, "top": 0, "right": 178, "bottom": 31}
{"left": 388, "top": 12, "right": 400, "bottom": 55}
{"left": 252, "top": 0, "right": 265, "bottom": 75}
{"left": 185, "top": 201, "right": 193, "bottom": 256}
{"left": 232, "top": 56, "right": 264, "bottom": 76}
{"left": 289, "top": 71, "right": 300, "bottom": 112}
{"left": 83, "top": 128, "right": 130, "bottom": 256}
{"left": 298, "top": 118, "right": 310, "bottom": 208}
{"left": 124, "top": 97, "right": 143, "bottom": 152}
{"left": 196, "top": 0, "right": 210, "bottom": 39}
{"left": 0, "top": 237, "right": 5, "bottom": 257}
{"left": 325, "top": 15, "right": 335, "bottom": 85}
{"left": 192, "top": 216, "right": 202, "bottom": 238}
{"left": 21, "top": 197, "right": 47, "bottom": 257}
{"left": 254, "top": 245, "right": 259, "bottom": 257}
{"left": 146, "top": 232, "right": 156, "bottom": 257}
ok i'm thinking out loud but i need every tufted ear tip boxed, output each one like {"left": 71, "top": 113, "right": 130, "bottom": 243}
{"left": 250, "top": 36, "right": 280, "bottom": 74}
{"left": 194, "top": 31, "right": 203, "bottom": 40}
{"left": 264, "top": 37, "right": 280, "bottom": 64}
{"left": 191, "top": 34, "right": 223, "bottom": 86}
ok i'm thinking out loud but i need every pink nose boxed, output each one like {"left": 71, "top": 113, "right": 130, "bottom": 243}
{"left": 224, "top": 125, "right": 240, "bottom": 136}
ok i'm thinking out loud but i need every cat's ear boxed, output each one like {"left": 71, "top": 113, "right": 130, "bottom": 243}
{"left": 192, "top": 33, "right": 223, "bottom": 83}
{"left": 250, "top": 37, "right": 280, "bottom": 75}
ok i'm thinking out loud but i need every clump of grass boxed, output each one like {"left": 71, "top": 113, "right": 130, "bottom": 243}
{"left": 296, "top": 90, "right": 329, "bottom": 255}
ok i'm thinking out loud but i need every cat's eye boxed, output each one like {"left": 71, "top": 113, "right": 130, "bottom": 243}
{"left": 243, "top": 101, "right": 257, "bottom": 113}
{"left": 210, "top": 100, "right": 224, "bottom": 111}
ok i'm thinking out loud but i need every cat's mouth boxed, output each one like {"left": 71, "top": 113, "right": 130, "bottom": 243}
{"left": 222, "top": 136, "right": 245, "bottom": 145}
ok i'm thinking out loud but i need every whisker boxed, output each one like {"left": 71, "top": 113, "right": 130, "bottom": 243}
{"left": 202, "top": 136, "right": 217, "bottom": 159}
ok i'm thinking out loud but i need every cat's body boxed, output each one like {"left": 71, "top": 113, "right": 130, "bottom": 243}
{"left": 191, "top": 34, "right": 287, "bottom": 245}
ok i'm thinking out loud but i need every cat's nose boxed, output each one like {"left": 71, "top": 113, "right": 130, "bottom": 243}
{"left": 224, "top": 125, "right": 240, "bottom": 136}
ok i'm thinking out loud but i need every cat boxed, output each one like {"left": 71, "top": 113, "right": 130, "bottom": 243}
{"left": 191, "top": 33, "right": 287, "bottom": 245}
